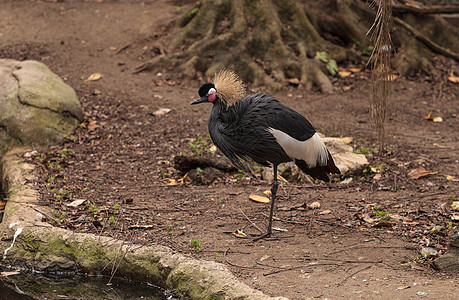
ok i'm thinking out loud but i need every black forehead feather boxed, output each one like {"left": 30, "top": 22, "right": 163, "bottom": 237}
{"left": 198, "top": 83, "right": 215, "bottom": 97}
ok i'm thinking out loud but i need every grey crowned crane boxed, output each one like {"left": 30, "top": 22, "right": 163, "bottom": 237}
{"left": 191, "top": 70, "right": 340, "bottom": 240}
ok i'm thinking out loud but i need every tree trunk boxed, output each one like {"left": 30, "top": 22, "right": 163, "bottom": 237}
{"left": 135, "top": 0, "right": 459, "bottom": 91}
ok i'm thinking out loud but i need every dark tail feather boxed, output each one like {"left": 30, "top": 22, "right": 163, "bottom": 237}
{"left": 295, "top": 151, "right": 340, "bottom": 182}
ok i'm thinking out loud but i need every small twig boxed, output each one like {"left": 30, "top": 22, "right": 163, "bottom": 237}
{"left": 116, "top": 43, "right": 132, "bottom": 54}
{"left": 31, "top": 206, "right": 59, "bottom": 223}
{"left": 240, "top": 208, "right": 263, "bottom": 233}
{"left": 224, "top": 248, "right": 260, "bottom": 269}
{"left": 337, "top": 265, "right": 372, "bottom": 286}
{"left": 263, "top": 263, "right": 338, "bottom": 276}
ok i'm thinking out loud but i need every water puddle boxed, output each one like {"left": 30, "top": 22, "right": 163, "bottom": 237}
{"left": 0, "top": 268, "right": 181, "bottom": 300}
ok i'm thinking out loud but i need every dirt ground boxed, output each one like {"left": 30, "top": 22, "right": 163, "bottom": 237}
{"left": 1, "top": 1, "right": 458, "bottom": 299}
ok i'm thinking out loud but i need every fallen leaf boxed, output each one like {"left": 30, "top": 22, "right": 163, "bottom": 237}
{"left": 209, "top": 145, "right": 217, "bottom": 152}
{"left": 153, "top": 94, "right": 163, "bottom": 99}
{"left": 447, "top": 70, "right": 459, "bottom": 83}
{"left": 152, "top": 108, "right": 171, "bottom": 116}
{"left": 233, "top": 229, "right": 247, "bottom": 238}
{"left": 259, "top": 255, "right": 270, "bottom": 261}
{"left": 408, "top": 166, "right": 431, "bottom": 179}
{"left": 165, "top": 178, "right": 180, "bottom": 186}
{"left": 373, "top": 173, "right": 382, "bottom": 181}
{"left": 348, "top": 67, "right": 362, "bottom": 73}
{"left": 287, "top": 93, "right": 293, "bottom": 97}
{"left": 87, "top": 119, "right": 98, "bottom": 131}
{"left": 263, "top": 190, "right": 272, "bottom": 196}
{"left": 338, "top": 71, "right": 352, "bottom": 77}
{"left": 373, "top": 220, "right": 396, "bottom": 227}
{"left": 433, "top": 116, "right": 443, "bottom": 123}
{"left": 451, "top": 215, "right": 459, "bottom": 221}
{"left": 342, "top": 86, "right": 352, "bottom": 91}
{"left": 250, "top": 194, "right": 270, "bottom": 203}
{"left": 445, "top": 175, "right": 459, "bottom": 181}
{"left": 86, "top": 72, "right": 102, "bottom": 81}
{"left": 424, "top": 111, "right": 434, "bottom": 120}
{"left": 307, "top": 201, "right": 321, "bottom": 209}
{"left": 66, "top": 199, "right": 86, "bottom": 207}
{"left": 319, "top": 209, "right": 331, "bottom": 215}
{"left": 287, "top": 78, "right": 300, "bottom": 85}
{"left": 451, "top": 202, "right": 459, "bottom": 211}
{"left": 403, "top": 220, "right": 420, "bottom": 226}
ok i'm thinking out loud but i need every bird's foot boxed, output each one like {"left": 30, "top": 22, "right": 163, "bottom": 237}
{"left": 252, "top": 231, "right": 272, "bottom": 241}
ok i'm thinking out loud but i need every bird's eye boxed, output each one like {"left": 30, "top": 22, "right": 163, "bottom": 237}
{"left": 208, "top": 88, "right": 216, "bottom": 95}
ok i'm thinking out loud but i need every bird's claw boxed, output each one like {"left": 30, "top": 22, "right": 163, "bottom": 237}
{"left": 252, "top": 231, "right": 272, "bottom": 241}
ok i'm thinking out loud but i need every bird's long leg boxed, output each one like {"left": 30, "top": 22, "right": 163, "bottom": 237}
{"left": 253, "top": 164, "right": 278, "bottom": 241}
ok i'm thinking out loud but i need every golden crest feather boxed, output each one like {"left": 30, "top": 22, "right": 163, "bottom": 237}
{"left": 212, "top": 69, "right": 245, "bottom": 105}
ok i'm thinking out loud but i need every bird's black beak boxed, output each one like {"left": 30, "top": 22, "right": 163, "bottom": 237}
{"left": 190, "top": 96, "right": 208, "bottom": 105}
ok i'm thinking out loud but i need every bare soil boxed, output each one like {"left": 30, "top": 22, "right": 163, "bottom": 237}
{"left": 1, "top": 1, "right": 458, "bottom": 299}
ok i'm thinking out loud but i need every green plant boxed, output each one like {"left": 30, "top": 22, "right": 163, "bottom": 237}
{"left": 190, "top": 238, "right": 202, "bottom": 253}
{"left": 188, "top": 134, "right": 213, "bottom": 155}
{"left": 113, "top": 203, "right": 121, "bottom": 214}
{"left": 87, "top": 201, "right": 99, "bottom": 217}
{"left": 167, "top": 225, "right": 173, "bottom": 233}
{"left": 51, "top": 209, "right": 67, "bottom": 224}
{"left": 253, "top": 165, "right": 262, "bottom": 174}
{"left": 315, "top": 51, "right": 338, "bottom": 76}
{"left": 107, "top": 216, "right": 117, "bottom": 228}
{"left": 372, "top": 206, "right": 389, "bottom": 220}
{"left": 233, "top": 170, "right": 246, "bottom": 183}
{"left": 449, "top": 194, "right": 457, "bottom": 201}
{"left": 354, "top": 146, "right": 377, "bottom": 155}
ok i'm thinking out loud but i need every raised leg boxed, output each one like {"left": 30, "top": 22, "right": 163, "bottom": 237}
{"left": 253, "top": 164, "right": 278, "bottom": 241}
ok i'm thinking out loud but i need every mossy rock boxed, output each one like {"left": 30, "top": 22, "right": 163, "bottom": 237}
{"left": 0, "top": 59, "right": 83, "bottom": 158}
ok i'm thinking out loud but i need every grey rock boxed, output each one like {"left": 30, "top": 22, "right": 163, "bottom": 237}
{"left": 0, "top": 59, "right": 83, "bottom": 157}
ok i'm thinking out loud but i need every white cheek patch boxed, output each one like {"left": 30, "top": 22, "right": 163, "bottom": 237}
{"left": 208, "top": 88, "right": 216, "bottom": 95}
{"left": 267, "top": 128, "right": 328, "bottom": 168}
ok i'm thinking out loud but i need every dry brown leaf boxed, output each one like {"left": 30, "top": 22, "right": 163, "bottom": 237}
{"left": 445, "top": 175, "right": 459, "bottom": 182}
{"left": 451, "top": 201, "right": 459, "bottom": 211}
{"left": 403, "top": 220, "right": 420, "bottom": 226}
{"left": 165, "top": 179, "right": 180, "bottom": 186}
{"left": 447, "top": 70, "right": 459, "bottom": 83}
{"left": 373, "top": 173, "right": 382, "bottom": 181}
{"left": 348, "top": 67, "right": 362, "bottom": 73}
{"left": 433, "top": 116, "right": 443, "bottom": 123}
{"left": 87, "top": 72, "right": 102, "bottom": 81}
{"left": 287, "top": 78, "right": 300, "bottom": 85}
{"left": 319, "top": 209, "right": 331, "bottom": 215}
{"left": 250, "top": 194, "right": 270, "bottom": 203}
{"left": 66, "top": 199, "right": 86, "bottom": 207}
{"left": 263, "top": 190, "right": 272, "bottom": 196}
{"left": 451, "top": 215, "right": 459, "bottom": 221}
{"left": 342, "top": 86, "right": 352, "bottom": 91}
{"left": 307, "top": 201, "right": 321, "bottom": 209}
{"left": 373, "top": 220, "right": 396, "bottom": 227}
{"left": 408, "top": 166, "right": 431, "bottom": 179}
{"left": 87, "top": 119, "right": 98, "bottom": 131}
{"left": 153, "top": 108, "right": 171, "bottom": 116}
{"left": 233, "top": 229, "right": 248, "bottom": 238}
{"left": 338, "top": 71, "right": 352, "bottom": 77}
